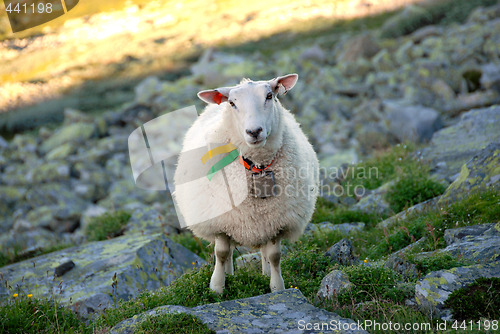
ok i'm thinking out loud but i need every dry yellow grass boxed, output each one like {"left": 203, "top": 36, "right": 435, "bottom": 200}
{"left": 0, "top": 0, "right": 425, "bottom": 112}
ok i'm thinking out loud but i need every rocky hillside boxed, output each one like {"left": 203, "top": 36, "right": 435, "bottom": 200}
{"left": 0, "top": 2, "right": 499, "bottom": 333}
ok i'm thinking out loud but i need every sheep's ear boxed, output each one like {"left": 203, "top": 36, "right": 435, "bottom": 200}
{"left": 197, "top": 87, "right": 232, "bottom": 104}
{"left": 270, "top": 74, "right": 298, "bottom": 95}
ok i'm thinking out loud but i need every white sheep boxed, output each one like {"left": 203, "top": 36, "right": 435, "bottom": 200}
{"left": 173, "top": 74, "right": 319, "bottom": 293}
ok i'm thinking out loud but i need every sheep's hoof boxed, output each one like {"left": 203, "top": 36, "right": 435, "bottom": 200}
{"left": 210, "top": 282, "right": 224, "bottom": 294}
{"left": 270, "top": 279, "right": 285, "bottom": 292}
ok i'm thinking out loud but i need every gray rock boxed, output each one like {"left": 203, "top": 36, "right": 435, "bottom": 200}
{"left": 299, "top": 45, "right": 326, "bottom": 63}
{"left": 384, "top": 255, "right": 418, "bottom": 280}
{"left": 62, "top": 108, "right": 93, "bottom": 125}
{"left": 0, "top": 228, "right": 60, "bottom": 255}
{"left": 30, "top": 161, "right": 70, "bottom": 183}
{"left": 25, "top": 183, "right": 87, "bottom": 211}
{"left": 378, "top": 196, "right": 441, "bottom": 229}
{"left": 110, "top": 289, "right": 368, "bottom": 334}
{"left": 352, "top": 181, "right": 394, "bottom": 216}
{"left": 384, "top": 101, "right": 442, "bottom": 143}
{"left": 126, "top": 206, "right": 178, "bottom": 235}
{"left": 439, "top": 142, "right": 500, "bottom": 202}
{"left": 305, "top": 222, "right": 365, "bottom": 236}
{"left": 0, "top": 233, "right": 205, "bottom": 318}
{"left": 445, "top": 90, "right": 500, "bottom": 115}
{"left": 372, "top": 49, "right": 394, "bottom": 72}
{"left": 438, "top": 223, "right": 500, "bottom": 263}
{"left": 336, "top": 33, "right": 380, "bottom": 63}
{"left": 317, "top": 270, "right": 352, "bottom": 301}
{"left": 420, "top": 106, "right": 500, "bottom": 181}
{"left": 410, "top": 25, "right": 443, "bottom": 43}
{"left": 235, "top": 252, "right": 261, "bottom": 269}
{"left": 415, "top": 263, "right": 500, "bottom": 318}
{"left": 380, "top": 5, "right": 431, "bottom": 38}
{"left": 325, "top": 239, "right": 358, "bottom": 266}
{"left": 40, "top": 123, "right": 95, "bottom": 154}
{"left": 480, "top": 63, "right": 500, "bottom": 91}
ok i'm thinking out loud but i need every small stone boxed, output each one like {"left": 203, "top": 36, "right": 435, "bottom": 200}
{"left": 54, "top": 259, "right": 76, "bottom": 277}
{"left": 325, "top": 239, "right": 358, "bottom": 266}
{"left": 317, "top": 270, "right": 352, "bottom": 301}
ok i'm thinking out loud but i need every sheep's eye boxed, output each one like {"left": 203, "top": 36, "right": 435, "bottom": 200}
{"left": 229, "top": 101, "right": 236, "bottom": 108}
{"left": 266, "top": 92, "right": 273, "bottom": 100}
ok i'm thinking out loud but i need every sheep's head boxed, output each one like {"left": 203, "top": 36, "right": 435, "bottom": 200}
{"left": 197, "top": 74, "right": 298, "bottom": 148}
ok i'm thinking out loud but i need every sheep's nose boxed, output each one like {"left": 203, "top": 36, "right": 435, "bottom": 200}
{"left": 246, "top": 127, "right": 263, "bottom": 138}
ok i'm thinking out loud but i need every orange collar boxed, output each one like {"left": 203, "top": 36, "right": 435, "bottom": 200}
{"left": 239, "top": 155, "right": 274, "bottom": 173}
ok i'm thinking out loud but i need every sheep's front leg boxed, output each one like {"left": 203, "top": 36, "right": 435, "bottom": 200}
{"left": 224, "top": 243, "right": 234, "bottom": 275}
{"left": 264, "top": 237, "right": 285, "bottom": 292}
{"left": 260, "top": 245, "right": 271, "bottom": 276}
{"left": 210, "top": 234, "right": 230, "bottom": 294}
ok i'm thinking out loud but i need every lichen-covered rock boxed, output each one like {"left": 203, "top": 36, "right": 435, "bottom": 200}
{"left": 438, "top": 223, "right": 500, "bottom": 263}
{"left": 40, "top": 123, "right": 96, "bottom": 154}
{"left": 325, "top": 239, "right": 358, "bottom": 266}
{"left": 126, "top": 206, "right": 178, "bottom": 235}
{"left": 110, "top": 289, "right": 367, "bottom": 334}
{"left": 439, "top": 142, "right": 500, "bottom": 202}
{"left": 378, "top": 196, "right": 441, "bottom": 229}
{"left": 415, "top": 263, "right": 500, "bottom": 318}
{"left": 0, "top": 233, "right": 205, "bottom": 318}
{"left": 384, "top": 100, "right": 442, "bottom": 143}
{"left": 30, "top": 161, "right": 70, "bottom": 183}
{"left": 352, "top": 181, "right": 394, "bottom": 216}
{"left": 384, "top": 255, "right": 418, "bottom": 280}
{"left": 380, "top": 5, "right": 431, "bottom": 39}
{"left": 317, "top": 270, "right": 352, "bottom": 301}
{"left": 305, "top": 222, "right": 365, "bottom": 236}
{"left": 420, "top": 106, "right": 500, "bottom": 181}
{"left": 335, "top": 33, "right": 380, "bottom": 63}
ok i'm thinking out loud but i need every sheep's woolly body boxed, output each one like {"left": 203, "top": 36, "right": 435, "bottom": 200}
{"left": 174, "top": 85, "right": 319, "bottom": 248}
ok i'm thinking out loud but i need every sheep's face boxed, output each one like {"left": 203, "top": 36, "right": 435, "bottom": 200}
{"left": 198, "top": 74, "right": 298, "bottom": 149}
{"left": 227, "top": 82, "right": 276, "bottom": 148}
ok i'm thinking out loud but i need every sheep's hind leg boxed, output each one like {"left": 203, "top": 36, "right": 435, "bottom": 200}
{"left": 260, "top": 245, "right": 271, "bottom": 276}
{"left": 224, "top": 243, "right": 234, "bottom": 275}
{"left": 264, "top": 237, "right": 285, "bottom": 292}
{"left": 210, "top": 234, "right": 230, "bottom": 294}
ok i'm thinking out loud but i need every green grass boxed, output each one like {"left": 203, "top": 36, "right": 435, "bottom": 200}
{"left": 0, "top": 243, "right": 72, "bottom": 268}
{"left": 344, "top": 143, "right": 419, "bottom": 191}
{"left": 351, "top": 189, "right": 499, "bottom": 261}
{"left": 96, "top": 264, "right": 270, "bottom": 329}
{"left": 311, "top": 197, "right": 383, "bottom": 228}
{"left": 386, "top": 173, "right": 446, "bottom": 213}
{"left": 408, "top": 253, "right": 471, "bottom": 278}
{"left": 281, "top": 244, "right": 334, "bottom": 299}
{"left": 444, "top": 277, "right": 500, "bottom": 322}
{"left": 138, "top": 312, "right": 215, "bottom": 334}
{"left": 84, "top": 210, "right": 131, "bottom": 241}
{"left": 337, "top": 265, "right": 413, "bottom": 304}
{"left": 0, "top": 294, "right": 85, "bottom": 334}
{"left": 170, "top": 232, "right": 212, "bottom": 262}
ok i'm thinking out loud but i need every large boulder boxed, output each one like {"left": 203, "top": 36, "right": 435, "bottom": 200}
{"left": 415, "top": 263, "right": 500, "bottom": 318}
{"left": 383, "top": 101, "right": 442, "bottom": 143}
{"left": 0, "top": 233, "right": 205, "bottom": 318}
{"left": 439, "top": 223, "right": 500, "bottom": 263}
{"left": 40, "top": 123, "right": 96, "bottom": 154}
{"left": 316, "top": 270, "right": 353, "bottom": 301}
{"left": 325, "top": 239, "right": 358, "bottom": 266}
{"left": 420, "top": 106, "right": 500, "bottom": 181}
{"left": 109, "top": 289, "right": 368, "bottom": 334}
{"left": 439, "top": 142, "right": 500, "bottom": 202}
